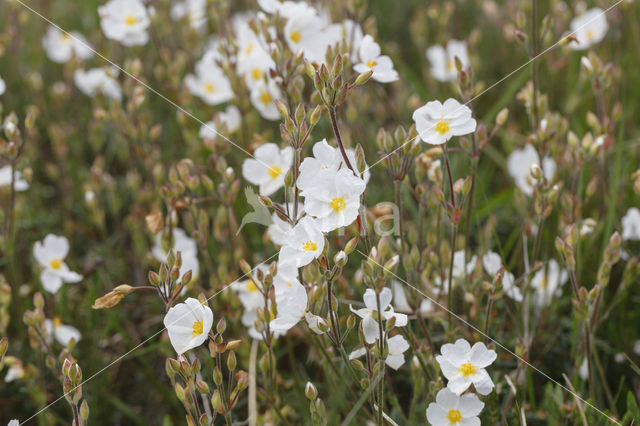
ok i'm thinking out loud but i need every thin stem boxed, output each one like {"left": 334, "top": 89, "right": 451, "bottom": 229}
{"left": 464, "top": 135, "right": 478, "bottom": 287}
{"left": 328, "top": 107, "right": 356, "bottom": 174}
{"left": 484, "top": 296, "right": 494, "bottom": 345}
{"left": 394, "top": 180, "right": 405, "bottom": 250}
{"left": 374, "top": 290, "right": 385, "bottom": 426}
{"left": 530, "top": 0, "right": 540, "bottom": 130}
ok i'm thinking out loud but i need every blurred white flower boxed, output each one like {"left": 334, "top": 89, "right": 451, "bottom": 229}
{"left": 199, "top": 105, "right": 242, "bottom": 141}
{"left": 568, "top": 8, "right": 608, "bottom": 50}
{"left": 507, "top": 144, "right": 556, "bottom": 196}
{"left": 42, "top": 25, "right": 93, "bottom": 63}
{"left": 0, "top": 76, "right": 5, "bottom": 96}
{"left": 413, "top": 99, "right": 476, "bottom": 145}
{"left": 531, "top": 259, "right": 568, "bottom": 307}
{"left": 634, "top": 340, "right": 640, "bottom": 355}
{"left": 0, "top": 166, "right": 29, "bottom": 192}
{"left": 33, "top": 234, "right": 83, "bottom": 294}
{"left": 350, "top": 287, "right": 408, "bottom": 344}
{"left": 621, "top": 207, "right": 640, "bottom": 240}
{"left": 152, "top": 228, "right": 200, "bottom": 281}
{"left": 99, "top": 0, "right": 151, "bottom": 47}
{"left": 74, "top": 67, "right": 122, "bottom": 101}
{"left": 426, "top": 39, "right": 469, "bottom": 83}
{"left": 163, "top": 298, "right": 213, "bottom": 355}
{"left": 436, "top": 338, "right": 497, "bottom": 395}
{"left": 482, "top": 251, "right": 523, "bottom": 302}
{"left": 270, "top": 268, "right": 308, "bottom": 332}
{"left": 305, "top": 312, "right": 328, "bottom": 334}
{"left": 578, "top": 357, "right": 589, "bottom": 380}
{"left": 349, "top": 334, "right": 410, "bottom": 370}
{"left": 341, "top": 19, "right": 364, "bottom": 60}
{"left": 185, "top": 54, "right": 234, "bottom": 106}
{"left": 45, "top": 317, "right": 81, "bottom": 346}
{"left": 8, "top": 420, "right": 20, "bottom": 426}
{"left": 353, "top": 35, "right": 398, "bottom": 83}
{"left": 298, "top": 139, "right": 369, "bottom": 192}
{"left": 171, "top": 0, "right": 207, "bottom": 31}
{"left": 392, "top": 280, "right": 434, "bottom": 314}
{"left": 4, "top": 358, "right": 25, "bottom": 382}
{"left": 235, "top": 17, "right": 275, "bottom": 90}
{"left": 281, "top": 4, "right": 339, "bottom": 63}
{"left": 250, "top": 79, "right": 282, "bottom": 120}
{"left": 242, "top": 143, "right": 293, "bottom": 196}
{"left": 302, "top": 168, "right": 366, "bottom": 232}
{"left": 277, "top": 216, "right": 325, "bottom": 270}
{"left": 426, "top": 387, "right": 484, "bottom": 426}
{"left": 268, "top": 202, "right": 303, "bottom": 246}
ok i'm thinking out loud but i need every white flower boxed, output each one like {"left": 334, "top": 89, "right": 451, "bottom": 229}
{"left": 350, "top": 287, "right": 408, "bottom": 344}
{"left": 270, "top": 269, "right": 308, "bottom": 332}
{"left": 392, "top": 280, "right": 434, "bottom": 314}
{"left": 341, "top": 19, "right": 364, "bottom": 60}
{"left": 622, "top": 207, "right": 640, "bottom": 240}
{"left": 282, "top": 5, "right": 338, "bottom": 63}
{"left": 302, "top": 168, "right": 366, "bottom": 232}
{"left": 305, "top": 312, "right": 328, "bottom": 334}
{"left": 349, "top": 334, "right": 410, "bottom": 370}
{"left": 634, "top": 340, "right": 640, "bottom": 356}
{"left": 353, "top": 35, "right": 398, "bottom": 83}
{"left": 171, "top": 0, "right": 207, "bottom": 31}
{"left": 507, "top": 144, "right": 556, "bottom": 196}
{"left": 482, "top": 251, "right": 523, "bottom": 302}
{"left": 297, "top": 139, "right": 370, "bottom": 192}
{"left": 426, "top": 39, "right": 469, "bottom": 83}
{"left": 42, "top": 26, "right": 93, "bottom": 63}
{"left": 152, "top": 228, "right": 200, "bottom": 281}
{"left": 242, "top": 143, "right": 293, "bottom": 196}
{"left": 436, "top": 338, "right": 497, "bottom": 395}
{"left": 250, "top": 79, "right": 282, "bottom": 120}
{"left": 531, "top": 259, "right": 568, "bottom": 307}
{"left": 413, "top": 99, "right": 477, "bottom": 145}
{"left": 0, "top": 166, "right": 29, "bottom": 191}
{"left": 452, "top": 250, "right": 477, "bottom": 281}
{"left": 235, "top": 17, "right": 275, "bottom": 90}
{"left": 74, "top": 68, "right": 122, "bottom": 101}
{"left": 33, "top": 234, "right": 83, "bottom": 294}
{"left": 231, "top": 264, "right": 268, "bottom": 313}
{"left": 199, "top": 106, "right": 242, "bottom": 141}
{"left": 0, "top": 76, "right": 5, "bottom": 96}
{"left": 45, "top": 317, "right": 81, "bottom": 346}
{"left": 578, "top": 357, "right": 589, "bottom": 380}
{"left": 568, "top": 8, "right": 608, "bottom": 50}
{"left": 268, "top": 202, "right": 303, "bottom": 246}
{"left": 8, "top": 420, "right": 20, "bottom": 426}
{"left": 426, "top": 387, "right": 484, "bottom": 426}
{"left": 277, "top": 216, "right": 325, "bottom": 270}
{"left": 4, "top": 358, "right": 25, "bottom": 382}
{"left": 99, "top": 0, "right": 150, "bottom": 47}
{"left": 163, "top": 298, "right": 213, "bottom": 355}
{"left": 185, "top": 54, "right": 234, "bottom": 106}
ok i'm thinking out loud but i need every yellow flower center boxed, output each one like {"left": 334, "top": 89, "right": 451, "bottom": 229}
{"left": 586, "top": 29, "right": 594, "bottom": 41}
{"left": 540, "top": 277, "right": 548, "bottom": 289}
{"left": 435, "top": 119, "right": 450, "bottom": 135}
{"left": 366, "top": 59, "right": 378, "bottom": 68}
{"left": 125, "top": 15, "right": 138, "bottom": 26}
{"left": 286, "top": 281, "right": 292, "bottom": 288}
{"left": 62, "top": 33, "right": 71, "bottom": 41}
{"left": 459, "top": 361, "right": 477, "bottom": 378}
{"left": 446, "top": 409, "right": 462, "bottom": 424}
{"left": 260, "top": 91, "right": 272, "bottom": 104}
{"left": 251, "top": 68, "right": 263, "bottom": 80}
{"left": 204, "top": 83, "right": 215, "bottom": 93}
{"left": 245, "top": 43, "right": 254, "bottom": 55}
{"left": 290, "top": 31, "right": 302, "bottom": 44}
{"left": 53, "top": 317, "right": 62, "bottom": 328}
{"left": 268, "top": 165, "right": 282, "bottom": 179}
{"left": 446, "top": 59, "right": 455, "bottom": 70}
{"left": 330, "top": 196, "right": 347, "bottom": 213}
{"left": 302, "top": 241, "right": 317, "bottom": 252}
{"left": 192, "top": 319, "right": 204, "bottom": 336}
{"left": 49, "top": 258, "right": 63, "bottom": 270}
{"left": 245, "top": 281, "right": 259, "bottom": 292}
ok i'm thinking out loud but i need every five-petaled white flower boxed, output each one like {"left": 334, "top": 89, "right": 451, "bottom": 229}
{"left": 482, "top": 251, "right": 523, "bottom": 302}
{"left": 568, "top": 8, "right": 608, "bottom": 51}
{"left": 426, "top": 39, "right": 469, "bottom": 83}
{"left": 74, "top": 67, "right": 122, "bottom": 101}
{"left": 270, "top": 267, "right": 308, "bottom": 332}
{"left": 436, "top": 338, "right": 497, "bottom": 395}
{"left": 531, "top": 259, "right": 568, "bottom": 307}
{"left": 33, "top": 234, "right": 83, "bottom": 294}
{"left": 413, "top": 99, "right": 477, "bottom": 145}
{"left": 199, "top": 105, "right": 242, "bottom": 141}
{"left": 45, "top": 317, "right": 81, "bottom": 346}
{"left": 42, "top": 25, "right": 93, "bottom": 63}
{"left": 302, "top": 168, "right": 366, "bottom": 232}
{"left": 242, "top": 143, "right": 293, "bottom": 196}
{"left": 171, "top": 0, "right": 207, "bottom": 31}
{"left": 281, "top": 4, "right": 340, "bottom": 63}
{"left": 163, "top": 298, "right": 213, "bottom": 355}
{"left": 349, "top": 334, "right": 410, "bottom": 370}
{"left": 353, "top": 35, "right": 399, "bottom": 83}
{"left": 426, "top": 387, "right": 484, "bottom": 426}
{"left": 277, "top": 216, "right": 325, "bottom": 270}
{"left": 507, "top": 144, "right": 556, "bottom": 196}
{"left": 152, "top": 228, "right": 200, "bottom": 281}
{"left": 250, "top": 79, "right": 283, "bottom": 121}
{"left": 0, "top": 166, "right": 29, "bottom": 192}
{"left": 622, "top": 207, "right": 640, "bottom": 241}
{"left": 99, "top": 0, "right": 151, "bottom": 47}
{"left": 350, "top": 287, "right": 408, "bottom": 344}
{"left": 185, "top": 52, "right": 234, "bottom": 106}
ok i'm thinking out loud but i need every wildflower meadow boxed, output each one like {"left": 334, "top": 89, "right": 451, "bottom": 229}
{"left": 1, "top": 0, "right": 640, "bottom": 424}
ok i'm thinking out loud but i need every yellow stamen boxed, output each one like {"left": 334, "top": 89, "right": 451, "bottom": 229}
{"left": 53, "top": 317, "right": 62, "bottom": 328}
{"left": 204, "top": 83, "right": 215, "bottom": 93}
{"left": 290, "top": 31, "right": 301, "bottom": 44}
{"left": 125, "top": 15, "right": 138, "bottom": 26}
{"left": 302, "top": 241, "right": 317, "bottom": 252}
{"left": 268, "top": 165, "right": 282, "bottom": 179}
{"left": 446, "top": 60, "right": 455, "bottom": 70}
{"left": 260, "top": 91, "right": 272, "bottom": 104}
{"left": 251, "top": 68, "right": 263, "bottom": 80}
{"left": 540, "top": 277, "right": 548, "bottom": 289}
{"left": 459, "top": 361, "right": 477, "bottom": 378}
{"left": 245, "top": 281, "right": 259, "bottom": 292}
{"left": 49, "top": 258, "right": 63, "bottom": 270}
{"left": 330, "top": 197, "right": 347, "bottom": 213}
{"left": 366, "top": 59, "right": 378, "bottom": 68}
{"left": 586, "top": 29, "right": 594, "bottom": 41}
{"left": 245, "top": 43, "right": 254, "bottom": 55}
{"left": 62, "top": 33, "right": 71, "bottom": 41}
{"left": 286, "top": 281, "right": 292, "bottom": 288}
{"left": 435, "top": 119, "right": 450, "bottom": 135}
{"left": 192, "top": 319, "right": 204, "bottom": 336}
{"left": 446, "top": 409, "right": 462, "bottom": 424}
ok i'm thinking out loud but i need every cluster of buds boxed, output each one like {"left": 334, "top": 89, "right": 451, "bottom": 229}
{"left": 62, "top": 358, "right": 89, "bottom": 426}
{"left": 309, "top": 53, "right": 372, "bottom": 110}
{"left": 149, "top": 249, "right": 193, "bottom": 309}
{"left": 305, "top": 381, "right": 327, "bottom": 426}
{"left": 377, "top": 125, "right": 420, "bottom": 182}
{"left": 530, "top": 163, "right": 560, "bottom": 220}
